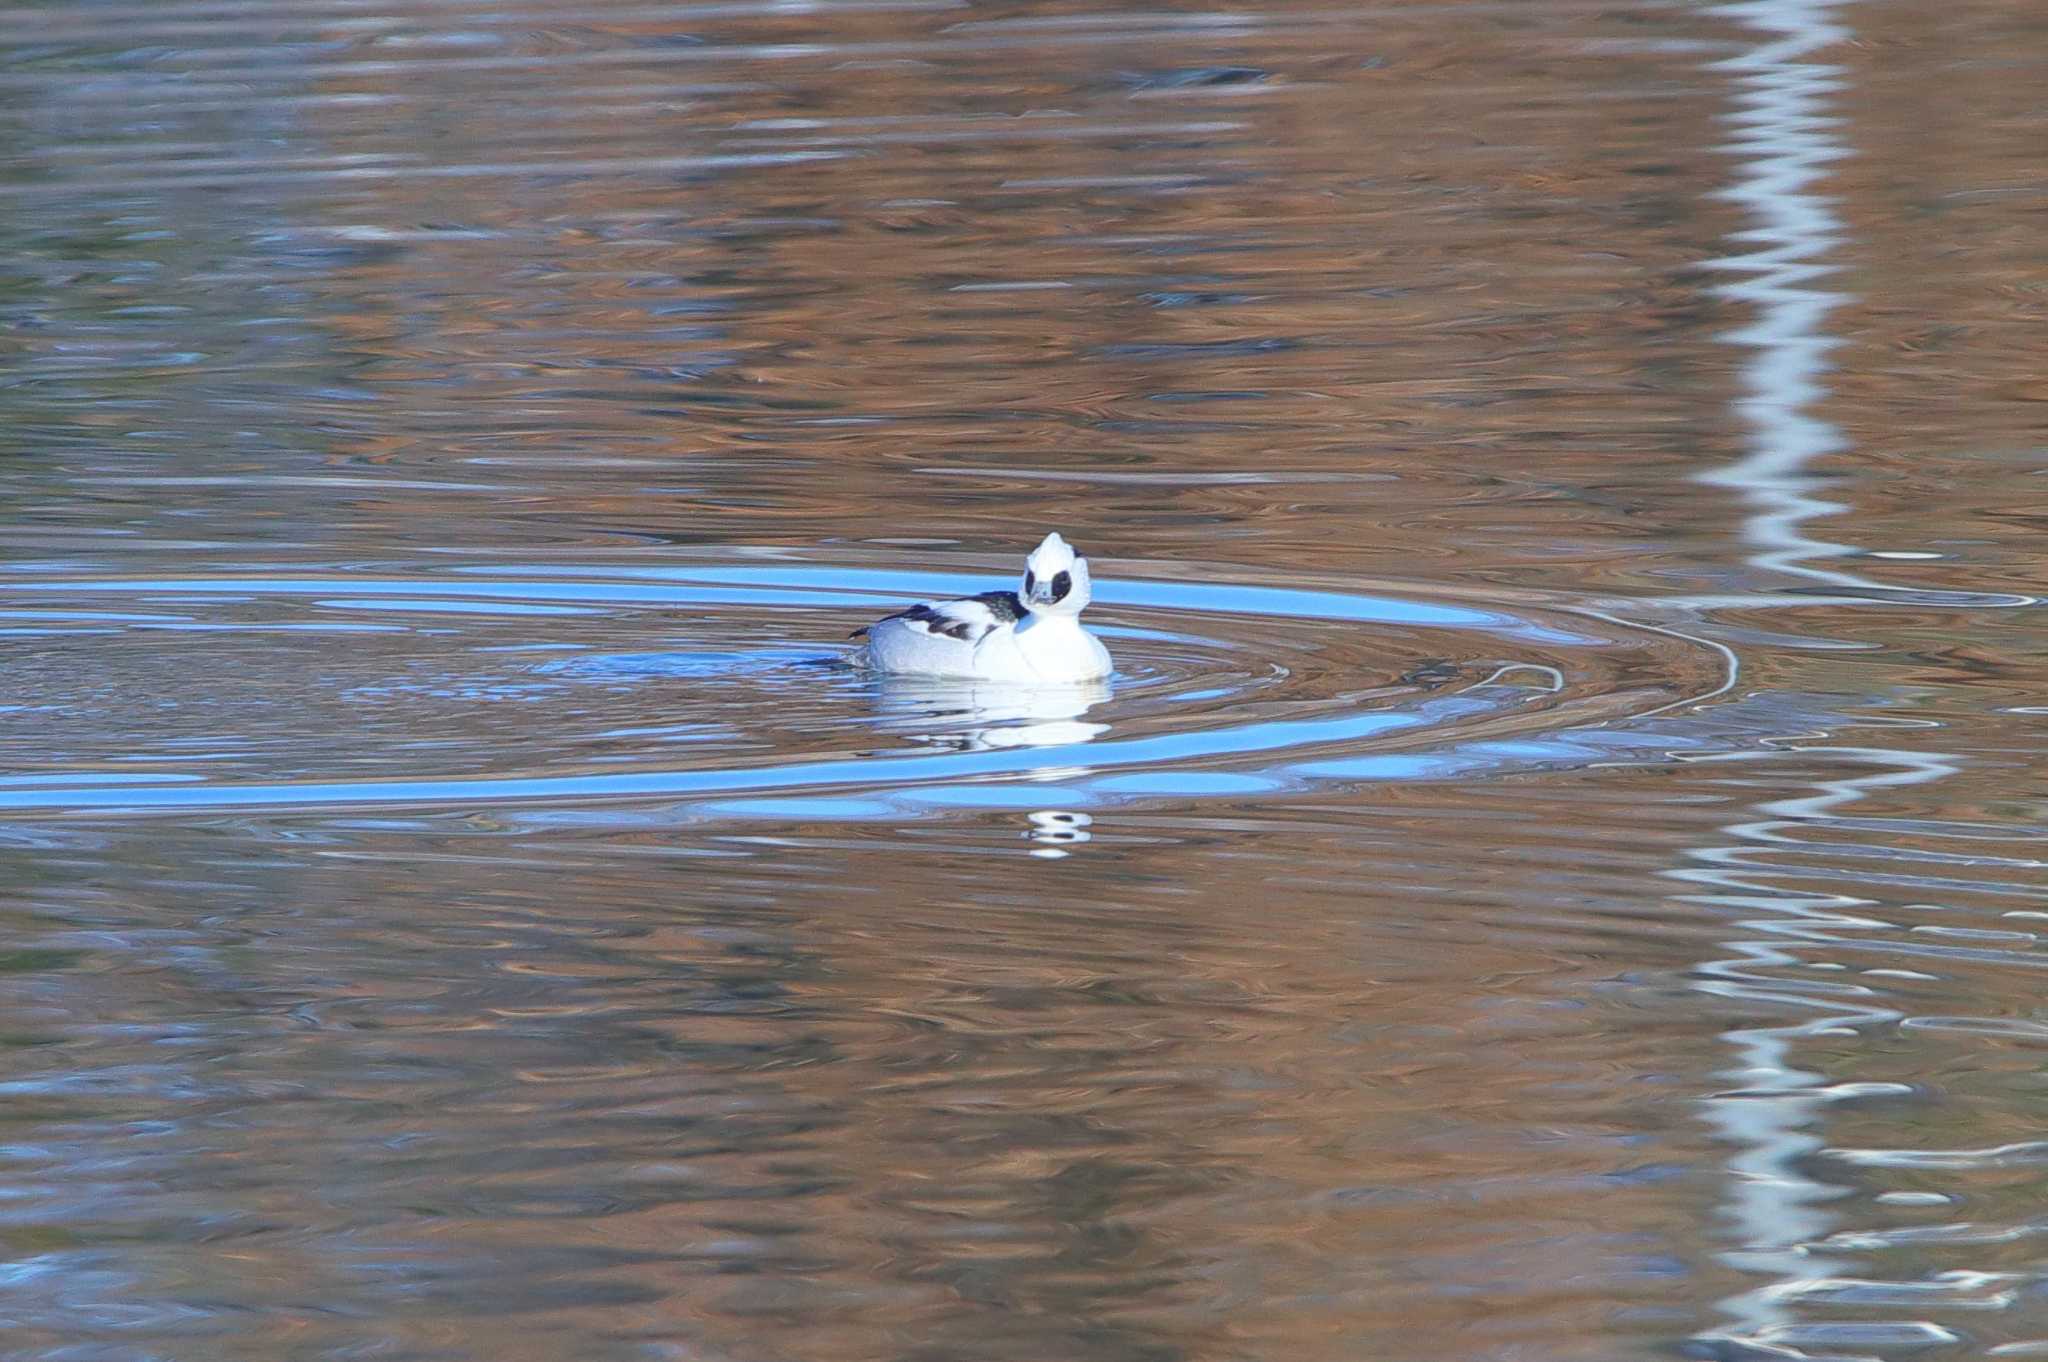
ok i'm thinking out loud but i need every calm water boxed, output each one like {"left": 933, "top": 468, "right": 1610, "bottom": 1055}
{"left": 3, "top": 1, "right": 2046, "bottom": 1358}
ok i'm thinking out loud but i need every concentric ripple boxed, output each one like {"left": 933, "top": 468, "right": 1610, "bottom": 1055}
{"left": 0, "top": 559, "right": 1733, "bottom": 821}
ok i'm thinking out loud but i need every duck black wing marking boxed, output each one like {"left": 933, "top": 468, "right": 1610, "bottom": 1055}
{"left": 970, "top": 590, "right": 1027, "bottom": 624}
{"left": 850, "top": 591, "right": 1025, "bottom": 641}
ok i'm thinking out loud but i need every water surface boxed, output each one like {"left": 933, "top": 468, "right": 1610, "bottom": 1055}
{"left": 3, "top": 1, "right": 2047, "bottom": 1359}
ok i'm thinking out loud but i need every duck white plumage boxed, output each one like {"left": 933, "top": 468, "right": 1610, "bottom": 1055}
{"left": 853, "top": 532, "right": 1113, "bottom": 683}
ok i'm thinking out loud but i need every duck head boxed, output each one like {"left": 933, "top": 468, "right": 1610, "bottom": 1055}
{"left": 1019, "top": 532, "right": 1092, "bottom": 618}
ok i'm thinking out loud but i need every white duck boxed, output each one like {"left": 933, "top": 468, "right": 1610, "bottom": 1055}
{"left": 853, "top": 533, "right": 1113, "bottom": 683}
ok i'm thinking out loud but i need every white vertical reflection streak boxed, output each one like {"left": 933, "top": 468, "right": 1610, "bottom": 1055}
{"left": 1689, "top": 2, "right": 1925, "bottom": 1354}
{"left": 1698, "top": 0, "right": 1867, "bottom": 590}
{"left": 1678, "top": 751, "right": 1953, "bottom": 1358}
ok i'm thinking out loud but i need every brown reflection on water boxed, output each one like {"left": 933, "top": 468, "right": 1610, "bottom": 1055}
{"left": 0, "top": 789, "right": 1747, "bottom": 1362}
{"left": 49, "top": 0, "right": 1758, "bottom": 587}
{"left": 3, "top": 0, "right": 2048, "bottom": 1359}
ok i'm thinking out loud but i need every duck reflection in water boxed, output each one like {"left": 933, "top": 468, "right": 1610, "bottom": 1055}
{"left": 867, "top": 675, "right": 1111, "bottom": 751}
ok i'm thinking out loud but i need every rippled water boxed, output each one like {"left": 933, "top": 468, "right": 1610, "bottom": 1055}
{"left": 4, "top": 1, "right": 2047, "bottom": 1358}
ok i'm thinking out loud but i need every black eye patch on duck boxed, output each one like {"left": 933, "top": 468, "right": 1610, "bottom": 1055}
{"left": 1050, "top": 570, "right": 1072, "bottom": 601}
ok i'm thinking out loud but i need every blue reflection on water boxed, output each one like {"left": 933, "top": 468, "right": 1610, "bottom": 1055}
{"left": 6, "top": 567, "right": 1594, "bottom": 644}
{"left": 0, "top": 700, "right": 1459, "bottom": 813}
{"left": 629, "top": 566, "right": 1582, "bottom": 641}
{"left": 0, "top": 564, "right": 1648, "bottom": 816}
